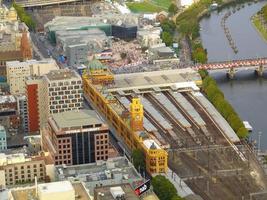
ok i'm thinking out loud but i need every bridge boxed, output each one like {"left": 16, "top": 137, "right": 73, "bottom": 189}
{"left": 194, "top": 58, "right": 267, "bottom": 78}
{"left": 14, "top": 0, "right": 83, "bottom": 8}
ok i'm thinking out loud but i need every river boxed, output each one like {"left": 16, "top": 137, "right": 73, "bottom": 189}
{"left": 200, "top": 1, "right": 267, "bottom": 150}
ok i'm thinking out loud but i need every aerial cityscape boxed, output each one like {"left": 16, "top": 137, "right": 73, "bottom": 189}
{"left": 0, "top": 0, "right": 267, "bottom": 200}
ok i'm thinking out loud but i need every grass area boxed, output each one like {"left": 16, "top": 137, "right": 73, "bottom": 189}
{"left": 126, "top": 1, "right": 168, "bottom": 13}
{"left": 150, "top": 0, "right": 172, "bottom": 10}
{"left": 252, "top": 14, "right": 267, "bottom": 43}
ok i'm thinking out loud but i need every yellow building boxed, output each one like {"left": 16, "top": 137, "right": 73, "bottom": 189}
{"left": 83, "top": 67, "right": 201, "bottom": 174}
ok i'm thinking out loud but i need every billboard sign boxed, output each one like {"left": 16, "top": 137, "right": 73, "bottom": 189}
{"left": 134, "top": 180, "right": 151, "bottom": 196}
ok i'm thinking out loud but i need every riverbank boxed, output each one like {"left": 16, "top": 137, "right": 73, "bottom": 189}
{"left": 251, "top": 13, "right": 267, "bottom": 42}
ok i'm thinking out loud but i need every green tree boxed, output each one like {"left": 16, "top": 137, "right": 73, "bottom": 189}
{"left": 132, "top": 149, "right": 145, "bottom": 171}
{"left": 237, "top": 127, "right": 248, "bottom": 138}
{"left": 161, "top": 31, "right": 173, "bottom": 46}
{"left": 161, "top": 19, "right": 176, "bottom": 34}
{"left": 168, "top": 3, "right": 178, "bottom": 15}
{"left": 198, "top": 69, "right": 208, "bottom": 79}
{"left": 193, "top": 47, "right": 207, "bottom": 64}
{"left": 171, "top": 195, "right": 184, "bottom": 200}
{"left": 152, "top": 175, "right": 177, "bottom": 200}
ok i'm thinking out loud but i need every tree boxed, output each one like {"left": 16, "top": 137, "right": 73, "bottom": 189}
{"left": 168, "top": 3, "right": 178, "bottom": 15}
{"left": 171, "top": 195, "right": 184, "bottom": 200}
{"left": 152, "top": 175, "right": 177, "bottom": 200}
{"left": 237, "top": 127, "right": 248, "bottom": 138}
{"left": 161, "top": 19, "right": 176, "bottom": 34}
{"left": 161, "top": 31, "right": 173, "bottom": 46}
{"left": 193, "top": 47, "right": 207, "bottom": 64}
{"left": 198, "top": 69, "right": 208, "bottom": 79}
{"left": 132, "top": 149, "right": 145, "bottom": 171}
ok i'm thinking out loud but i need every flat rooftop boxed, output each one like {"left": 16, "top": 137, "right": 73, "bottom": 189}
{"left": 10, "top": 181, "right": 90, "bottom": 200}
{"left": 94, "top": 184, "right": 139, "bottom": 200}
{"left": 105, "top": 68, "right": 201, "bottom": 92}
{"left": 51, "top": 109, "right": 104, "bottom": 129}
{"left": 0, "top": 95, "right": 16, "bottom": 104}
{"left": 45, "top": 69, "right": 80, "bottom": 81}
{"left": 56, "top": 157, "right": 142, "bottom": 195}
{"left": 38, "top": 181, "right": 73, "bottom": 194}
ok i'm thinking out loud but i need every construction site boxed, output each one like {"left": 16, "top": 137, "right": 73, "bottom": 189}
{"left": 82, "top": 65, "right": 267, "bottom": 200}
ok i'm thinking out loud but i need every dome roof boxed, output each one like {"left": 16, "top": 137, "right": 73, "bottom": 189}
{"left": 88, "top": 59, "right": 104, "bottom": 70}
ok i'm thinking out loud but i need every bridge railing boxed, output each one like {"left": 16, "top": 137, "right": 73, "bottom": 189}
{"left": 194, "top": 57, "right": 267, "bottom": 70}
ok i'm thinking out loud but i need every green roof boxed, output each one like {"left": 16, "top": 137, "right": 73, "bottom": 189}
{"left": 88, "top": 59, "right": 107, "bottom": 71}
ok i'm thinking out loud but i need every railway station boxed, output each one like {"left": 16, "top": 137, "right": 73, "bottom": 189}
{"left": 82, "top": 63, "right": 267, "bottom": 199}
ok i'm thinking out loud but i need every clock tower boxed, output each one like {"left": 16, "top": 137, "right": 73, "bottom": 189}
{"left": 130, "top": 97, "right": 144, "bottom": 132}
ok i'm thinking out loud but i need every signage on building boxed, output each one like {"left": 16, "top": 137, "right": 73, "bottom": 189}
{"left": 134, "top": 180, "right": 150, "bottom": 196}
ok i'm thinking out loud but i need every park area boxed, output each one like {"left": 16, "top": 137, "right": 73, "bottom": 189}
{"left": 126, "top": 0, "right": 172, "bottom": 13}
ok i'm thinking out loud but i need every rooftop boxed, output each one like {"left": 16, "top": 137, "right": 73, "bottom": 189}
{"left": 10, "top": 181, "right": 90, "bottom": 200}
{"left": 51, "top": 109, "right": 104, "bottom": 129}
{"left": 0, "top": 95, "right": 16, "bottom": 104}
{"left": 105, "top": 68, "right": 201, "bottom": 93}
{"left": 56, "top": 157, "right": 143, "bottom": 195}
{"left": 38, "top": 181, "right": 73, "bottom": 194}
{"left": 45, "top": 69, "right": 80, "bottom": 81}
{"left": 6, "top": 59, "right": 57, "bottom": 68}
{"left": 94, "top": 184, "right": 139, "bottom": 200}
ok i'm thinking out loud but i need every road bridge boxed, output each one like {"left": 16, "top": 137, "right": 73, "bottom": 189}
{"left": 194, "top": 58, "right": 267, "bottom": 79}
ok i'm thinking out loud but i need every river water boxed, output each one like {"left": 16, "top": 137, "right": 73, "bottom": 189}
{"left": 199, "top": 1, "right": 267, "bottom": 150}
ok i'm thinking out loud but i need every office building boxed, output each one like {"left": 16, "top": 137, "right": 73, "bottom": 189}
{"left": 26, "top": 69, "right": 82, "bottom": 133}
{"left": 16, "top": 95, "right": 28, "bottom": 133}
{"left": 0, "top": 125, "right": 7, "bottom": 150}
{"left": 0, "top": 153, "right": 48, "bottom": 187}
{"left": 41, "top": 109, "right": 109, "bottom": 166}
{"left": 43, "top": 69, "right": 83, "bottom": 114}
{"left": 6, "top": 59, "right": 59, "bottom": 95}
{"left": 26, "top": 76, "right": 48, "bottom": 134}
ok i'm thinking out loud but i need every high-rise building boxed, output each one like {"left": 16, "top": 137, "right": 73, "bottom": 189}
{"left": 6, "top": 59, "right": 59, "bottom": 95}
{"left": 26, "top": 69, "right": 82, "bottom": 134}
{"left": 43, "top": 69, "right": 83, "bottom": 114}
{"left": 16, "top": 95, "right": 28, "bottom": 133}
{"left": 26, "top": 76, "right": 48, "bottom": 134}
{"left": 41, "top": 109, "right": 109, "bottom": 166}
{"left": 0, "top": 125, "right": 7, "bottom": 150}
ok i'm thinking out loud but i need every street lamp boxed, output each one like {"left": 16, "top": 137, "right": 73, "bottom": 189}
{"left": 258, "top": 131, "right": 262, "bottom": 155}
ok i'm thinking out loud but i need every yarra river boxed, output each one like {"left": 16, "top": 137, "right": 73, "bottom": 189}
{"left": 199, "top": 1, "right": 267, "bottom": 150}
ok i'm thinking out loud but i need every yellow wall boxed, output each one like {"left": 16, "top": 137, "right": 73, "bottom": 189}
{"left": 83, "top": 76, "right": 168, "bottom": 174}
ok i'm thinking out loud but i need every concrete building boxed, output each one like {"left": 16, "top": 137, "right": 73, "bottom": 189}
{"left": 137, "top": 27, "right": 162, "bottom": 48}
{"left": 26, "top": 76, "right": 48, "bottom": 134}
{"left": 9, "top": 181, "right": 90, "bottom": 200}
{"left": 41, "top": 109, "right": 109, "bottom": 166}
{"left": 16, "top": 95, "right": 28, "bottom": 133}
{"left": 0, "top": 125, "right": 7, "bottom": 150}
{"left": 44, "top": 69, "right": 83, "bottom": 114}
{"left": 0, "top": 153, "right": 48, "bottom": 187}
{"left": 26, "top": 69, "right": 82, "bottom": 134}
{"left": 55, "top": 157, "right": 143, "bottom": 196}
{"left": 6, "top": 59, "right": 59, "bottom": 95}
{"left": 65, "top": 43, "right": 88, "bottom": 66}
{"left": 0, "top": 95, "right": 20, "bottom": 130}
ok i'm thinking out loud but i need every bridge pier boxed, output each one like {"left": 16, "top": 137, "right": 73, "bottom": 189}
{"left": 255, "top": 65, "right": 264, "bottom": 77}
{"left": 227, "top": 67, "right": 235, "bottom": 79}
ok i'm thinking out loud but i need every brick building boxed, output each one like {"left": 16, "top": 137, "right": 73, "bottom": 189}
{"left": 41, "top": 109, "right": 109, "bottom": 165}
